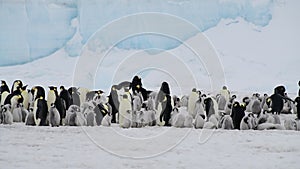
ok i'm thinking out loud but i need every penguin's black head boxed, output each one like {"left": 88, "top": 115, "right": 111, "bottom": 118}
{"left": 49, "top": 86, "right": 56, "bottom": 90}
{"left": 160, "top": 82, "right": 170, "bottom": 95}
{"left": 1, "top": 80, "right": 6, "bottom": 86}
{"left": 298, "top": 80, "right": 300, "bottom": 86}
{"left": 233, "top": 101, "right": 240, "bottom": 109}
{"left": 97, "top": 90, "right": 104, "bottom": 95}
{"left": 264, "top": 93, "right": 268, "bottom": 97}
{"left": 60, "top": 86, "right": 65, "bottom": 90}
{"left": 192, "top": 88, "right": 197, "bottom": 92}
{"left": 21, "top": 85, "right": 28, "bottom": 91}
{"left": 232, "top": 95, "right": 237, "bottom": 99}
{"left": 131, "top": 76, "right": 142, "bottom": 90}
{"left": 240, "top": 103, "right": 247, "bottom": 111}
{"left": 242, "top": 97, "right": 250, "bottom": 105}
{"left": 274, "top": 85, "right": 285, "bottom": 96}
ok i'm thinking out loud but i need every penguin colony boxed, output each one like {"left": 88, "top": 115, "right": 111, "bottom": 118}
{"left": 1, "top": 78, "right": 300, "bottom": 131}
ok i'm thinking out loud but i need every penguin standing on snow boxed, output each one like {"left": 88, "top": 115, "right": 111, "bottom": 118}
{"left": 108, "top": 85, "right": 119, "bottom": 123}
{"left": 268, "top": 86, "right": 292, "bottom": 115}
{"left": 295, "top": 96, "right": 300, "bottom": 120}
{"left": 0, "top": 80, "right": 10, "bottom": 106}
{"left": 20, "top": 85, "right": 29, "bottom": 110}
{"left": 68, "top": 87, "right": 80, "bottom": 106}
{"left": 48, "top": 86, "right": 66, "bottom": 125}
{"left": 65, "top": 105, "right": 80, "bottom": 126}
{"left": 32, "top": 86, "right": 45, "bottom": 101}
{"left": 157, "top": 82, "right": 172, "bottom": 126}
{"left": 1, "top": 104, "right": 13, "bottom": 125}
{"left": 231, "top": 102, "right": 246, "bottom": 130}
{"left": 11, "top": 80, "right": 23, "bottom": 93}
{"left": 49, "top": 103, "right": 60, "bottom": 127}
{"left": 119, "top": 94, "right": 132, "bottom": 128}
{"left": 33, "top": 96, "right": 48, "bottom": 126}
{"left": 187, "top": 88, "right": 198, "bottom": 118}
{"left": 204, "top": 97, "right": 218, "bottom": 120}
{"left": 59, "top": 86, "right": 72, "bottom": 111}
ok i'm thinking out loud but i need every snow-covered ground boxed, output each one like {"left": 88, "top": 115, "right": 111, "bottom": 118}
{"left": 1, "top": 115, "right": 300, "bottom": 169}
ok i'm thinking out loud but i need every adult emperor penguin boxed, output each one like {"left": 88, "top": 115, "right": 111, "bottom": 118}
{"left": 59, "top": 86, "right": 72, "bottom": 110}
{"left": 108, "top": 85, "right": 119, "bottom": 123}
{"left": 157, "top": 82, "right": 172, "bottom": 126}
{"left": 49, "top": 103, "right": 60, "bottom": 127}
{"left": 187, "top": 88, "right": 199, "bottom": 118}
{"left": 231, "top": 102, "right": 246, "bottom": 130}
{"left": 11, "top": 80, "right": 23, "bottom": 93}
{"left": 68, "top": 87, "right": 80, "bottom": 106}
{"left": 0, "top": 80, "right": 10, "bottom": 106}
{"left": 295, "top": 96, "right": 300, "bottom": 120}
{"left": 20, "top": 85, "right": 29, "bottom": 110}
{"left": 33, "top": 96, "right": 48, "bottom": 126}
{"left": 32, "top": 86, "right": 45, "bottom": 101}
{"left": 119, "top": 94, "right": 132, "bottom": 128}
{"left": 78, "top": 87, "right": 90, "bottom": 105}
{"left": 47, "top": 86, "right": 57, "bottom": 111}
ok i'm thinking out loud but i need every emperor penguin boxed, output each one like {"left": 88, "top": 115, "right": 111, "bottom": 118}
{"left": 25, "top": 108, "right": 35, "bottom": 126}
{"left": 20, "top": 104, "right": 28, "bottom": 122}
{"left": 188, "top": 88, "right": 199, "bottom": 118}
{"left": 10, "top": 94, "right": 23, "bottom": 114}
{"left": 12, "top": 103, "right": 22, "bottom": 122}
{"left": 194, "top": 113, "right": 205, "bottom": 129}
{"left": 0, "top": 80, "right": 10, "bottom": 106}
{"left": 220, "top": 86, "right": 230, "bottom": 102}
{"left": 32, "top": 86, "right": 45, "bottom": 101}
{"left": 260, "top": 94, "right": 269, "bottom": 113}
{"left": 204, "top": 97, "right": 219, "bottom": 121}
{"left": 68, "top": 87, "right": 80, "bottom": 106}
{"left": 49, "top": 103, "right": 60, "bottom": 127}
{"left": 59, "top": 86, "right": 72, "bottom": 110}
{"left": 119, "top": 94, "right": 132, "bottom": 128}
{"left": 240, "top": 113, "right": 257, "bottom": 130}
{"left": 20, "top": 85, "right": 29, "bottom": 110}
{"left": 33, "top": 96, "right": 48, "bottom": 126}
{"left": 11, "top": 80, "right": 23, "bottom": 93}
{"left": 101, "top": 113, "right": 112, "bottom": 127}
{"left": 217, "top": 94, "right": 227, "bottom": 112}
{"left": 218, "top": 115, "right": 234, "bottom": 129}
{"left": 193, "top": 97, "right": 205, "bottom": 119}
{"left": 284, "top": 118, "right": 299, "bottom": 130}
{"left": 251, "top": 98, "right": 262, "bottom": 116}
{"left": 231, "top": 102, "right": 246, "bottom": 130}
{"left": 75, "top": 110, "right": 87, "bottom": 126}
{"left": 78, "top": 87, "right": 90, "bottom": 105}
{"left": 108, "top": 85, "right": 119, "bottom": 123}
{"left": 47, "top": 86, "right": 57, "bottom": 112}
{"left": 86, "top": 107, "right": 97, "bottom": 127}
{"left": 295, "top": 96, "right": 300, "bottom": 120}
{"left": 65, "top": 105, "right": 80, "bottom": 126}
{"left": 171, "top": 108, "right": 185, "bottom": 127}
{"left": 48, "top": 86, "right": 66, "bottom": 125}
{"left": 1, "top": 104, "right": 13, "bottom": 125}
